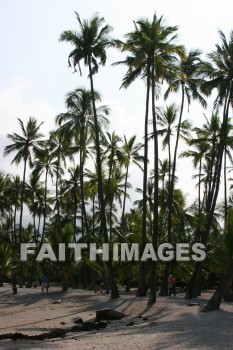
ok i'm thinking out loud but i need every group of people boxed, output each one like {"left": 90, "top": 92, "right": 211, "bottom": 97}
{"left": 39, "top": 272, "right": 176, "bottom": 296}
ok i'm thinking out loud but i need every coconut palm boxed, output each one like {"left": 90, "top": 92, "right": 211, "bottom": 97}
{"left": 188, "top": 31, "right": 233, "bottom": 301}
{"left": 164, "top": 50, "right": 207, "bottom": 244}
{"left": 33, "top": 142, "right": 57, "bottom": 245}
{"left": 115, "top": 12, "right": 183, "bottom": 301}
{"left": 59, "top": 16, "right": 119, "bottom": 297}
{"left": 4, "top": 117, "right": 44, "bottom": 244}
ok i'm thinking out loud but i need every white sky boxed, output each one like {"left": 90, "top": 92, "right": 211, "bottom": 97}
{"left": 0, "top": 0, "right": 232, "bottom": 214}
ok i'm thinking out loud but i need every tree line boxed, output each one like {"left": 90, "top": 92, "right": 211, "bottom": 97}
{"left": 1, "top": 11, "right": 233, "bottom": 311}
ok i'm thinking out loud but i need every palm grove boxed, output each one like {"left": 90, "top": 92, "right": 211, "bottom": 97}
{"left": 1, "top": 11, "right": 233, "bottom": 311}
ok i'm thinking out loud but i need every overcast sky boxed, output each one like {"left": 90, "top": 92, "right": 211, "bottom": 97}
{"left": 1, "top": 0, "right": 232, "bottom": 212}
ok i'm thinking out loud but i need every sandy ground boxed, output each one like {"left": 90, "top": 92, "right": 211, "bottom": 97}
{"left": 0, "top": 285, "right": 233, "bottom": 350}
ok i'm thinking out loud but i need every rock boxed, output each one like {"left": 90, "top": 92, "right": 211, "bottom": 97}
{"left": 60, "top": 322, "right": 66, "bottom": 325}
{"left": 126, "top": 321, "right": 134, "bottom": 327}
{"left": 71, "top": 321, "right": 107, "bottom": 332}
{"left": 143, "top": 317, "right": 148, "bottom": 320}
{"left": 96, "top": 308, "right": 126, "bottom": 320}
{"left": 52, "top": 300, "right": 63, "bottom": 304}
{"left": 74, "top": 318, "right": 83, "bottom": 324}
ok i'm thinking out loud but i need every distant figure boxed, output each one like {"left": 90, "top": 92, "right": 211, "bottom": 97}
{"left": 168, "top": 274, "right": 176, "bottom": 297}
{"left": 95, "top": 271, "right": 103, "bottom": 293}
{"left": 40, "top": 274, "right": 49, "bottom": 293}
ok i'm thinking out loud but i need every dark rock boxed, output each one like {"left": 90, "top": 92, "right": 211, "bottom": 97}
{"left": 74, "top": 318, "right": 83, "bottom": 324}
{"left": 71, "top": 321, "right": 107, "bottom": 332}
{"left": 96, "top": 308, "right": 126, "bottom": 320}
{"left": 126, "top": 321, "right": 134, "bottom": 326}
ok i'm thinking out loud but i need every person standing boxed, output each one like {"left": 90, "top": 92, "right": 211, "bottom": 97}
{"left": 168, "top": 274, "right": 176, "bottom": 297}
{"left": 95, "top": 271, "right": 103, "bottom": 293}
{"left": 40, "top": 274, "right": 49, "bottom": 293}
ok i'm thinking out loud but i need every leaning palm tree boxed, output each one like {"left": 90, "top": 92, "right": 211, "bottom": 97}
{"left": 188, "top": 31, "right": 233, "bottom": 302}
{"left": 4, "top": 117, "right": 44, "bottom": 244}
{"left": 59, "top": 13, "right": 119, "bottom": 298}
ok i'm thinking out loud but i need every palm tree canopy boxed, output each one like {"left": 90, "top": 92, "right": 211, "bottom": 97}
{"left": 201, "top": 30, "right": 233, "bottom": 108}
{"left": 113, "top": 12, "right": 184, "bottom": 88}
{"left": 4, "top": 117, "right": 44, "bottom": 167}
{"left": 59, "top": 12, "right": 114, "bottom": 75}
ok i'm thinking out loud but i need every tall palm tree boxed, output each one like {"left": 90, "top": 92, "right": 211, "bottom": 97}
{"left": 188, "top": 31, "right": 233, "bottom": 302}
{"left": 164, "top": 50, "right": 207, "bottom": 244}
{"left": 34, "top": 142, "right": 57, "bottom": 246}
{"left": 4, "top": 117, "right": 44, "bottom": 244}
{"left": 56, "top": 87, "right": 109, "bottom": 237}
{"left": 59, "top": 15, "right": 119, "bottom": 298}
{"left": 115, "top": 12, "right": 183, "bottom": 302}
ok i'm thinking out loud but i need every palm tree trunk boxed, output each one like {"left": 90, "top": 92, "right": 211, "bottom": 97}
{"left": 88, "top": 57, "right": 119, "bottom": 299}
{"left": 148, "top": 63, "right": 158, "bottom": 305}
{"left": 224, "top": 147, "right": 228, "bottom": 228}
{"left": 19, "top": 157, "right": 27, "bottom": 244}
{"left": 137, "top": 67, "right": 150, "bottom": 297}
{"left": 160, "top": 84, "right": 185, "bottom": 297}
{"left": 167, "top": 83, "right": 185, "bottom": 243}
{"left": 56, "top": 152, "right": 60, "bottom": 218}
{"left": 41, "top": 169, "right": 48, "bottom": 246}
{"left": 202, "top": 259, "right": 233, "bottom": 312}
{"left": 122, "top": 164, "right": 129, "bottom": 220}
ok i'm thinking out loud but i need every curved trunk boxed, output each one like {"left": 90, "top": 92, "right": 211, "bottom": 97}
{"left": 202, "top": 259, "right": 233, "bottom": 312}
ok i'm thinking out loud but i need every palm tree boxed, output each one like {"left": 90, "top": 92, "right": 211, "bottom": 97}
{"left": 102, "top": 131, "right": 122, "bottom": 205}
{"left": 164, "top": 50, "right": 207, "bottom": 244}
{"left": 155, "top": 103, "right": 191, "bottom": 185}
{"left": 158, "top": 50, "right": 206, "bottom": 296}
{"left": 34, "top": 142, "right": 57, "bottom": 246}
{"left": 4, "top": 117, "right": 43, "bottom": 245}
{"left": 188, "top": 31, "right": 233, "bottom": 302}
{"left": 120, "top": 135, "right": 143, "bottom": 220}
{"left": 49, "top": 131, "right": 67, "bottom": 219}
{"left": 59, "top": 15, "right": 119, "bottom": 298}
{"left": 56, "top": 87, "right": 109, "bottom": 236}
{"left": 115, "top": 13, "right": 183, "bottom": 301}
